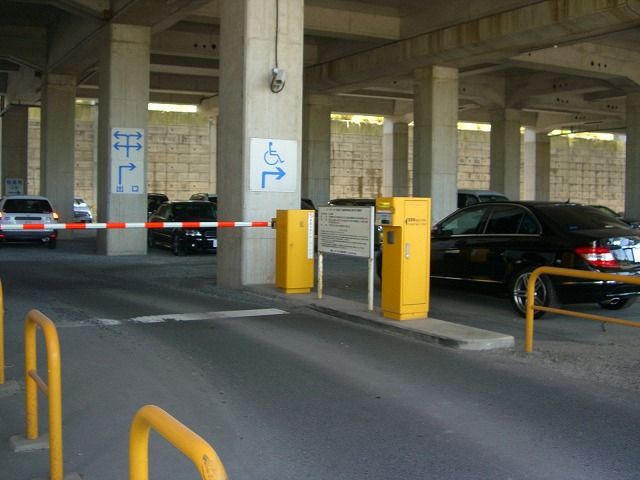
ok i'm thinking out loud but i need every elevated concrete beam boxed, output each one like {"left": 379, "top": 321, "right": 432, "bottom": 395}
{"left": 0, "top": 26, "right": 47, "bottom": 70}
{"left": 508, "top": 42, "right": 640, "bottom": 87}
{"left": 330, "top": 95, "right": 399, "bottom": 116}
{"left": 304, "top": 0, "right": 640, "bottom": 93}
{"left": 459, "top": 75, "right": 505, "bottom": 109}
{"left": 305, "top": 5, "right": 400, "bottom": 40}
{"left": 506, "top": 72, "right": 616, "bottom": 108}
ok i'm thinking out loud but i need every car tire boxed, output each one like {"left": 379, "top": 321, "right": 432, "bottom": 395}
{"left": 598, "top": 296, "right": 637, "bottom": 310}
{"left": 147, "top": 230, "right": 155, "bottom": 248}
{"left": 509, "top": 267, "right": 557, "bottom": 319}
{"left": 48, "top": 238, "right": 57, "bottom": 249}
{"left": 172, "top": 232, "right": 183, "bottom": 256}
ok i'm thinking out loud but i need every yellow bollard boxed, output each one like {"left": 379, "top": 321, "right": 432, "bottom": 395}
{"left": 129, "top": 405, "right": 228, "bottom": 480}
{"left": 0, "top": 279, "right": 4, "bottom": 385}
{"left": 24, "top": 309, "right": 64, "bottom": 480}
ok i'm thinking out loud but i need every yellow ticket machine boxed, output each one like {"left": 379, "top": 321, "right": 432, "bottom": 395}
{"left": 275, "top": 209, "right": 315, "bottom": 293}
{"left": 376, "top": 197, "right": 430, "bottom": 320}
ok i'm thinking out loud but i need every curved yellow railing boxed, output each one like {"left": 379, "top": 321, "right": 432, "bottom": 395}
{"left": 0, "top": 279, "right": 4, "bottom": 385}
{"left": 525, "top": 266, "right": 640, "bottom": 352}
{"left": 129, "top": 405, "right": 228, "bottom": 480}
{"left": 24, "top": 309, "right": 64, "bottom": 480}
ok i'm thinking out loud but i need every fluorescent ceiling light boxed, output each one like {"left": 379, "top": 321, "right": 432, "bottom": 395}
{"left": 148, "top": 103, "right": 198, "bottom": 113}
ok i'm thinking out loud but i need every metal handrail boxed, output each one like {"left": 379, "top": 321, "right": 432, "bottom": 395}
{"left": 0, "top": 280, "right": 4, "bottom": 385}
{"left": 525, "top": 266, "right": 640, "bottom": 352}
{"left": 24, "top": 309, "right": 64, "bottom": 480}
{"left": 129, "top": 405, "right": 228, "bottom": 480}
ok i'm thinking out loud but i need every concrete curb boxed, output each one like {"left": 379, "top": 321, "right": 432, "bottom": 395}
{"left": 245, "top": 285, "right": 515, "bottom": 351}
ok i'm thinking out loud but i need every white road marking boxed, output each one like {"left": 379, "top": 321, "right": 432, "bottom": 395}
{"left": 55, "top": 309, "right": 288, "bottom": 328}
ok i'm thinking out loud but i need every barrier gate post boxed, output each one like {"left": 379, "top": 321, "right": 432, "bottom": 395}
{"left": 275, "top": 209, "right": 315, "bottom": 293}
{"left": 376, "top": 197, "right": 431, "bottom": 320}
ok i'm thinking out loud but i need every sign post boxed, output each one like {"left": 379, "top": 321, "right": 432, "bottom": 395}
{"left": 317, "top": 206, "right": 375, "bottom": 310}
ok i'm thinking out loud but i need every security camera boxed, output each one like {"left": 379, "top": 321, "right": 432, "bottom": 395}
{"left": 272, "top": 67, "right": 286, "bottom": 85}
{"left": 270, "top": 67, "right": 286, "bottom": 93}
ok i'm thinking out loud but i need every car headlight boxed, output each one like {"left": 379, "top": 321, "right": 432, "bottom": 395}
{"left": 184, "top": 229, "right": 202, "bottom": 237}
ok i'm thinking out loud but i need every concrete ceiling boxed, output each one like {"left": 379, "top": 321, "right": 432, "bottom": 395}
{"left": 1, "top": 0, "right": 640, "bottom": 133}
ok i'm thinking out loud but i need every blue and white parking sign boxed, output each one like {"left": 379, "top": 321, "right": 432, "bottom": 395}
{"left": 5, "top": 178, "right": 24, "bottom": 195}
{"left": 249, "top": 138, "right": 298, "bottom": 192}
{"left": 111, "top": 127, "right": 145, "bottom": 194}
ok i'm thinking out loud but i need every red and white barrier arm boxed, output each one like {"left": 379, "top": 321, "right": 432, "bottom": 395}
{"left": 0, "top": 221, "right": 273, "bottom": 230}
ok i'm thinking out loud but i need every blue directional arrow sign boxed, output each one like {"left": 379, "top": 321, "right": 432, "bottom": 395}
{"left": 250, "top": 138, "right": 297, "bottom": 192}
{"left": 111, "top": 127, "right": 145, "bottom": 194}
{"left": 261, "top": 166, "right": 286, "bottom": 188}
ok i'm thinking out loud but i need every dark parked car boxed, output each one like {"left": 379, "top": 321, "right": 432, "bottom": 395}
{"left": 377, "top": 201, "right": 640, "bottom": 318}
{"left": 457, "top": 189, "right": 508, "bottom": 208}
{"left": 147, "top": 200, "right": 217, "bottom": 255}
{"left": 589, "top": 204, "right": 640, "bottom": 229}
{"left": 147, "top": 193, "right": 169, "bottom": 217}
{"left": 189, "top": 193, "right": 218, "bottom": 208}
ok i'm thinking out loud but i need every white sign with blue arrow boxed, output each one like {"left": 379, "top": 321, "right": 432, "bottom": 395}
{"left": 111, "top": 127, "right": 145, "bottom": 194}
{"left": 250, "top": 138, "right": 297, "bottom": 192}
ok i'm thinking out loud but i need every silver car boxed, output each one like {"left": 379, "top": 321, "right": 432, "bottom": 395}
{"left": 0, "top": 195, "right": 59, "bottom": 249}
{"left": 74, "top": 197, "right": 94, "bottom": 223}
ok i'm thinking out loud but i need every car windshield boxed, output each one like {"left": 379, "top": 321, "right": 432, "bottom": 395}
{"left": 3, "top": 198, "right": 53, "bottom": 214}
{"left": 172, "top": 203, "right": 216, "bottom": 221}
{"left": 538, "top": 204, "right": 628, "bottom": 231}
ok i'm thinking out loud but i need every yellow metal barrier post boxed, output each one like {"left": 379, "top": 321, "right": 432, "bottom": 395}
{"left": 275, "top": 209, "right": 315, "bottom": 293}
{"left": 526, "top": 267, "right": 640, "bottom": 352}
{"left": 376, "top": 197, "right": 431, "bottom": 320}
{"left": 24, "top": 309, "right": 64, "bottom": 480}
{"left": 0, "top": 279, "right": 4, "bottom": 385}
{"left": 129, "top": 405, "right": 228, "bottom": 480}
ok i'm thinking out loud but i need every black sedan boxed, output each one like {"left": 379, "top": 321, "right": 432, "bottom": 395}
{"left": 147, "top": 200, "right": 217, "bottom": 255}
{"left": 378, "top": 201, "right": 640, "bottom": 317}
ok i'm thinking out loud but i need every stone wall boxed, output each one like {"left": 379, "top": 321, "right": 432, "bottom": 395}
{"left": 25, "top": 107, "right": 627, "bottom": 216}
{"left": 330, "top": 120, "right": 384, "bottom": 199}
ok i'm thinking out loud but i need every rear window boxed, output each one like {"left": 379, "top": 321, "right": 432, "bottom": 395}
{"left": 3, "top": 198, "right": 53, "bottom": 214}
{"left": 538, "top": 205, "right": 629, "bottom": 231}
{"left": 478, "top": 194, "right": 509, "bottom": 203}
{"left": 173, "top": 203, "right": 217, "bottom": 220}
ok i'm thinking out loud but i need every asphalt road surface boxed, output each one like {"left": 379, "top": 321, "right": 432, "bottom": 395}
{"left": 1, "top": 236, "right": 639, "bottom": 479}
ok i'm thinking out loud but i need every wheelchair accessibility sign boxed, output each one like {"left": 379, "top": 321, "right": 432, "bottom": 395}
{"left": 250, "top": 138, "right": 297, "bottom": 192}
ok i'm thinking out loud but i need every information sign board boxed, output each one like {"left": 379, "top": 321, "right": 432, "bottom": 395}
{"left": 318, "top": 206, "right": 374, "bottom": 257}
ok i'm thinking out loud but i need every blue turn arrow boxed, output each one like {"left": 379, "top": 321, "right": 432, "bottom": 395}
{"left": 261, "top": 166, "right": 286, "bottom": 188}
{"left": 118, "top": 162, "right": 136, "bottom": 184}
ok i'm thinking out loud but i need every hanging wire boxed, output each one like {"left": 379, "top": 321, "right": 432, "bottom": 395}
{"left": 270, "top": 0, "right": 285, "bottom": 93}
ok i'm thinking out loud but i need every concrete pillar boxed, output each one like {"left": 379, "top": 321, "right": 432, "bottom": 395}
{"left": 97, "top": 24, "right": 150, "bottom": 255}
{"left": 209, "top": 115, "right": 218, "bottom": 194}
{"left": 490, "top": 108, "right": 521, "bottom": 199}
{"left": 382, "top": 119, "right": 393, "bottom": 197}
{"left": 218, "top": 0, "right": 304, "bottom": 288}
{"left": 391, "top": 122, "right": 409, "bottom": 196}
{"left": 1, "top": 106, "right": 28, "bottom": 195}
{"left": 413, "top": 66, "right": 458, "bottom": 223}
{"left": 535, "top": 132, "right": 551, "bottom": 201}
{"left": 302, "top": 93, "right": 331, "bottom": 207}
{"left": 522, "top": 128, "right": 535, "bottom": 200}
{"left": 625, "top": 92, "right": 640, "bottom": 218}
{"left": 40, "top": 74, "right": 76, "bottom": 226}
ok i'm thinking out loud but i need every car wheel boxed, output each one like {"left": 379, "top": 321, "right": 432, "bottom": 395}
{"left": 172, "top": 232, "right": 183, "bottom": 256}
{"left": 147, "top": 230, "right": 155, "bottom": 248}
{"left": 598, "top": 296, "right": 637, "bottom": 310}
{"left": 509, "top": 267, "right": 557, "bottom": 319}
{"left": 48, "top": 238, "right": 57, "bottom": 250}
